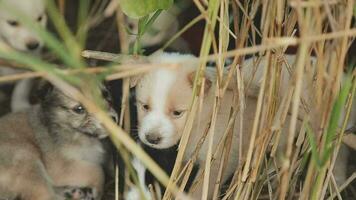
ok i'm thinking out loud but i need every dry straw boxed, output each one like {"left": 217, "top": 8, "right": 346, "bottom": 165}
{"left": 0, "top": 0, "right": 355, "bottom": 200}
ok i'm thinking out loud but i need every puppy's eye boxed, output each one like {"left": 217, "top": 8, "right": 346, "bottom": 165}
{"left": 141, "top": 103, "right": 150, "bottom": 112}
{"left": 171, "top": 110, "right": 184, "bottom": 118}
{"left": 37, "top": 15, "right": 43, "bottom": 22}
{"left": 7, "top": 20, "right": 19, "bottom": 27}
{"left": 72, "top": 105, "right": 86, "bottom": 114}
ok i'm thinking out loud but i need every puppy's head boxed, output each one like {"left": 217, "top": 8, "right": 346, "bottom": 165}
{"left": 39, "top": 83, "right": 118, "bottom": 139}
{"left": 132, "top": 53, "right": 213, "bottom": 149}
{"left": 0, "top": 0, "right": 47, "bottom": 52}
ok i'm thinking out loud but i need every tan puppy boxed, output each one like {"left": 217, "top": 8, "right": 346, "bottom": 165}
{"left": 0, "top": 83, "right": 118, "bottom": 200}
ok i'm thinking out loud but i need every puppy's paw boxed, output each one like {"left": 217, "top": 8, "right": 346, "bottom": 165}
{"left": 58, "top": 186, "right": 95, "bottom": 200}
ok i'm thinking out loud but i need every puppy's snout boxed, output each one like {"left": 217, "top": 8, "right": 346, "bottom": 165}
{"left": 145, "top": 133, "right": 162, "bottom": 145}
{"left": 26, "top": 41, "right": 40, "bottom": 51}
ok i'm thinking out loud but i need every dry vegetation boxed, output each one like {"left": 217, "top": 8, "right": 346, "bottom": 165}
{"left": 0, "top": 0, "right": 356, "bottom": 199}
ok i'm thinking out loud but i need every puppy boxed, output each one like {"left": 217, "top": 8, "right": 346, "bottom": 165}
{"left": 0, "top": 83, "right": 118, "bottom": 200}
{"left": 130, "top": 52, "right": 242, "bottom": 199}
{"left": 0, "top": 0, "right": 47, "bottom": 112}
{"left": 131, "top": 52, "right": 355, "bottom": 199}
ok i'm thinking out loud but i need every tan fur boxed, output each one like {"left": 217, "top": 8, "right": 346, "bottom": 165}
{"left": 0, "top": 85, "right": 117, "bottom": 200}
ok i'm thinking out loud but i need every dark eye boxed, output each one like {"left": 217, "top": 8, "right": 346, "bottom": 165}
{"left": 172, "top": 110, "right": 184, "bottom": 118}
{"left": 72, "top": 105, "right": 86, "bottom": 114}
{"left": 7, "top": 20, "right": 19, "bottom": 27}
{"left": 37, "top": 15, "right": 43, "bottom": 22}
{"left": 128, "top": 22, "right": 135, "bottom": 30}
{"left": 141, "top": 103, "right": 150, "bottom": 112}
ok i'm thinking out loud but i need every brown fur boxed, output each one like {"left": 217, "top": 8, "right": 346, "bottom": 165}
{"left": 0, "top": 85, "right": 117, "bottom": 200}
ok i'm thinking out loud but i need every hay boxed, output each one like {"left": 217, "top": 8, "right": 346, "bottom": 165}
{"left": 0, "top": 0, "right": 355, "bottom": 199}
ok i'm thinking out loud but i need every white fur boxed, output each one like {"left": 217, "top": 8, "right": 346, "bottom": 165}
{"left": 0, "top": 0, "right": 47, "bottom": 112}
{"left": 137, "top": 52, "right": 198, "bottom": 149}
{"left": 125, "top": 158, "right": 152, "bottom": 200}
{"left": 10, "top": 78, "right": 33, "bottom": 112}
{"left": 149, "top": 51, "right": 196, "bottom": 63}
{"left": 0, "top": 0, "right": 46, "bottom": 52}
{"left": 139, "top": 69, "right": 178, "bottom": 149}
{"left": 134, "top": 52, "right": 238, "bottom": 198}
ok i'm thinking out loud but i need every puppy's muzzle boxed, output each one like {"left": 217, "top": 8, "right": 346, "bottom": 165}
{"left": 145, "top": 132, "right": 162, "bottom": 145}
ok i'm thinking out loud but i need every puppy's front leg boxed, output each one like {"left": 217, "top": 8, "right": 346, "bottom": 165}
{"left": 51, "top": 161, "right": 105, "bottom": 200}
{"left": 125, "top": 157, "right": 152, "bottom": 200}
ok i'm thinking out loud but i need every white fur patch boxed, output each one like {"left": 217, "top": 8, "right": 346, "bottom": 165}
{"left": 125, "top": 158, "right": 152, "bottom": 200}
{"left": 139, "top": 69, "right": 178, "bottom": 149}
{"left": 0, "top": 0, "right": 46, "bottom": 52}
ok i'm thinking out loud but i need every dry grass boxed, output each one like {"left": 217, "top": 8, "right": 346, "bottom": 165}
{"left": 0, "top": 0, "right": 355, "bottom": 200}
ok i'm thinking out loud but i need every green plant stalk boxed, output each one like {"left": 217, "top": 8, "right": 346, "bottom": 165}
{"left": 133, "top": 38, "right": 141, "bottom": 55}
{"left": 162, "top": 14, "right": 204, "bottom": 50}
{"left": 306, "top": 123, "right": 322, "bottom": 167}
{"left": 133, "top": 10, "right": 162, "bottom": 54}
{"left": 140, "top": 10, "right": 162, "bottom": 35}
{"left": 76, "top": 0, "right": 91, "bottom": 48}
{"left": 321, "top": 74, "right": 353, "bottom": 164}
{"left": 194, "top": 0, "right": 220, "bottom": 92}
{"left": 0, "top": 49, "right": 80, "bottom": 85}
{"left": 119, "top": 0, "right": 172, "bottom": 19}
{"left": 310, "top": 74, "right": 353, "bottom": 199}
{"left": 47, "top": 0, "right": 84, "bottom": 66}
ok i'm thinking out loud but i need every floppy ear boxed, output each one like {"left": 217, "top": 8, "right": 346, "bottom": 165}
{"left": 187, "top": 69, "right": 213, "bottom": 94}
{"left": 36, "top": 80, "right": 54, "bottom": 101}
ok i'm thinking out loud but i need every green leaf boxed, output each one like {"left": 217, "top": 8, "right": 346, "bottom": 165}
{"left": 119, "top": 0, "right": 173, "bottom": 19}
{"left": 305, "top": 123, "right": 322, "bottom": 168}
{"left": 321, "top": 73, "right": 353, "bottom": 164}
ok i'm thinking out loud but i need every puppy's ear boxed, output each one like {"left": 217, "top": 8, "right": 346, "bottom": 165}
{"left": 36, "top": 81, "right": 54, "bottom": 102}
{"left": 187, "top": 69, "right": 214, "bottom": 94}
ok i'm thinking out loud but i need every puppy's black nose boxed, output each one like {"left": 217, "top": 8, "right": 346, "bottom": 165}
{"left": 146, "top": 134, "right": 161, "bottom": 144}
{"left": 26, "top": 42, "right": 39, "bottom": 50}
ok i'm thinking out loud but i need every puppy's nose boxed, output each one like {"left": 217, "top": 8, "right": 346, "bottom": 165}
{"left": 145, "top": 133, "right": 161, "bottom": 144}
{"left": 26, "top": 41, "right": 39, "bottom": 50}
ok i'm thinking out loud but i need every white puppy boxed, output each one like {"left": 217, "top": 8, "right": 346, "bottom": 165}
{"left": 0, "top": 0, "right": 46, "bottom": 52}
{"left": 131, "top": 52, "right": 355, "bottom": 199}
{"left": 0, "top": 0, "right": 47, "bottom": 112}
{"left": 130, "top": 52, "right": 242, "bottom": 198}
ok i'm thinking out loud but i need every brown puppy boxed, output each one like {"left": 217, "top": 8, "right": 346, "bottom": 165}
{"left": 0, "top": 83, "right": 117, "bottom": 200}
